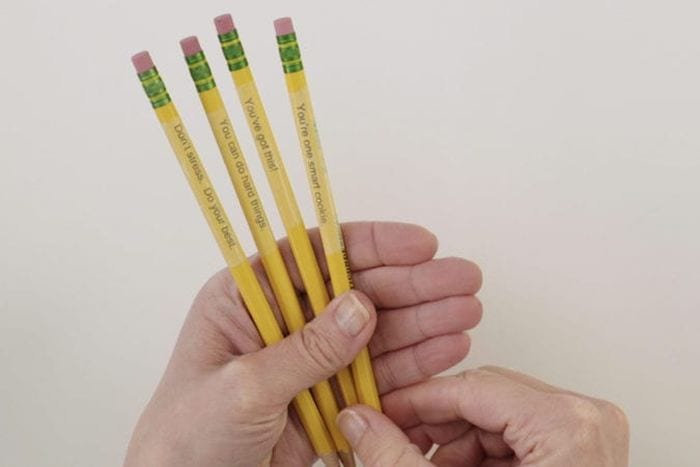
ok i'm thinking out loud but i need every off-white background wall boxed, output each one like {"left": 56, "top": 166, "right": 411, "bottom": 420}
{"left": 1, "top": 1, "right": 698, "bottom": 465}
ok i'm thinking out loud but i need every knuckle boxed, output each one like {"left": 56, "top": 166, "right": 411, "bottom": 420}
{"left": 601, "top": 400, "right": 630, "bottom": 435}
{"left": 298, "top": 325, "right": 344, "bottom": 374}
{"left": 455, "top": 368, "right": 502, "bottom": 406}
{"left": 502, "top": 389, "right": 629, "bottom": 459}
{"left": 374, "top": 358, "right": 401, "bottom": 392}
{"left": 459, "top": 367, "right": 499, "bottom": 383}
{"left": 190, "top": 269, "right": 236, "bottom": 314}
{"left": 552, "top": 394, "right": 606, "bottom": 448}
{"left": 477, "top": 365, "right": 504, "bottom": 374}
{"left": 556, "top": 394, "right": 603, "bottom": 426}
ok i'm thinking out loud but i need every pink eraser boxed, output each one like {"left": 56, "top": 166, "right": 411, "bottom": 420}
{"left": 274, "top": 17, "right": 295, "bottom": 36}
{"left": 214, "top": 14, "right": 236, "bottom": 34}
{"left": 180, "top": 36, "right": 202, "bottom": 57}
{"left": 131, "top": 51, "right": 155, "bottom": 74}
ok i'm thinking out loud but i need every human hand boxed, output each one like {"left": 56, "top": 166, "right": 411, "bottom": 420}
{"left": 338, "top": 366, "right": 629, "bottom": 466}
{"left": 124, "top": 222, "right": 483, "bottom": 467}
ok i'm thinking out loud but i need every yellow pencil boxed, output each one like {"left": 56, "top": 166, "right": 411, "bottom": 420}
{"left": 131, "top": 51, "right": 339, "bottom": 467}
{"left": 179, "top": 36, "right": 355, "bottom": 466}
{"left": 272, "top": 18, "right": 381, "bottom": 411}
{"left": 213, "top": 15, "right": 361, "bottom": 410}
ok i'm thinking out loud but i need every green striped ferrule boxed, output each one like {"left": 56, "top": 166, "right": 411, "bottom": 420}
{"left": 138, "top": 67, "right": 171, "bottom": 109}
{"left": 185, "top": 51, "right": 217, "bottom": 92}
{"left": 217, "top": 29, "right": 249, "bottom": 72}
{"left": 276, "top": 33, "right": 303, "bottom": 74}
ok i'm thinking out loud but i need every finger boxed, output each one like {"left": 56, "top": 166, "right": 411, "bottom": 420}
{"left": 429, "top": 428, "right": 484, "bottom": 467}
{"left": 373, "top": 334, "right": 471, "bottom": 394}
{"left": 278, "top": 221, "right": 438, "bottom": 291}
{"left": 175, "top": 268, "right": 264, "bottom": 367}
{"left": 479, "top": 366, "right": 565, "bottom": 393}
{"left": 405, "top": 421, "right": 472, "bottom": 453}
{"left": 338, "top": 406, "right": 432, "bottom": 467}
{"left": 478, "top": 366, "right": 599, "bottom": 403}
{"left": 431, "top": 428, "right": 514, "bottom": 466}
{"left": 477, "top": 431, "right": 513, "bottom": 459}
{"left": 235, "top": 291, "right": 376, "bottom": 407}
{"left": 382, "top": 370, "right": 545, "bottom": 432}
{"left": 370, "top": 295, "right": 482, "bottom": 357}
{"left": 341, "top": 221, "right": 438, "bottom": 270}
{"left": 353, "top": 257, "right": 483, "bottom": 309}
{"left": 275, "top": 408, "right": 316, "bottom": 466}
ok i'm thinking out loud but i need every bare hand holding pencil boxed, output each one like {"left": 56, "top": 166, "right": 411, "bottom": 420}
{"left": 124, "top": 221, "right": 483, "bottom": 467}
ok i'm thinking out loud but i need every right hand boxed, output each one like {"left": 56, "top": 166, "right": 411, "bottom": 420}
{"left": 338, "top": 366, "right": 629, "bottom": 466}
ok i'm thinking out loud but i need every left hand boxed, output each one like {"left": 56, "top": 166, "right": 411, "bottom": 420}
{"left": 124, "top": 221, "right": 483, "bottom": 466}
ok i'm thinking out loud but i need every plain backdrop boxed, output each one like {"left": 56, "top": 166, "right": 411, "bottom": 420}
{"left": 1, "top": 1, "right": 698, "bottom": 465}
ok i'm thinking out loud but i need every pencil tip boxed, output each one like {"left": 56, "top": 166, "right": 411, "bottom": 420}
{"left": 338, "top": 451, "right": 356, "bottom": 467}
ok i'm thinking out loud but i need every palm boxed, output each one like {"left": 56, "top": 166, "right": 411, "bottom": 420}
{"left": 171, "top": 222, "right": 482, "bottom": 465}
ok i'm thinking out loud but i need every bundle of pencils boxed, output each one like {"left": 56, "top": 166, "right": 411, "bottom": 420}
{"left": 131, "top": 15, "right": 379, "bottom": 467}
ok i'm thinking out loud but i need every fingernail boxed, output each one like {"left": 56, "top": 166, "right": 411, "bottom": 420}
{"left": 337, "top": 409, "right": 368, "bottom": 444}
{"left": 335, "top": 293, "right": 370, "bottom": 336}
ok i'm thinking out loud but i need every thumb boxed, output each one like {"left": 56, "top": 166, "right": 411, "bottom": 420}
{"left": 242, "top": 290, "right": 377, "bottom": 406}
{"left": 338, "top": 405, "right": 432, "bottom": 466}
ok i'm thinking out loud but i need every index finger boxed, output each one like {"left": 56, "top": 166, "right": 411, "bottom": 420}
{"left": 278, "top": 221, "right": 439, "bottom": 290}
{"left": 382, "top": 369, "right": 547, "bottom": 433}
{"left": 343, "top": 221, "right": 438, "bottom": 271}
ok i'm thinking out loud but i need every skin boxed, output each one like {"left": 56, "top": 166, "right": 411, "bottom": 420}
{"left": 124, "top": 221, "right": 483, "bottom": 467}
{"left": 338, "top": 367, "right": 630, "bottom": 466}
